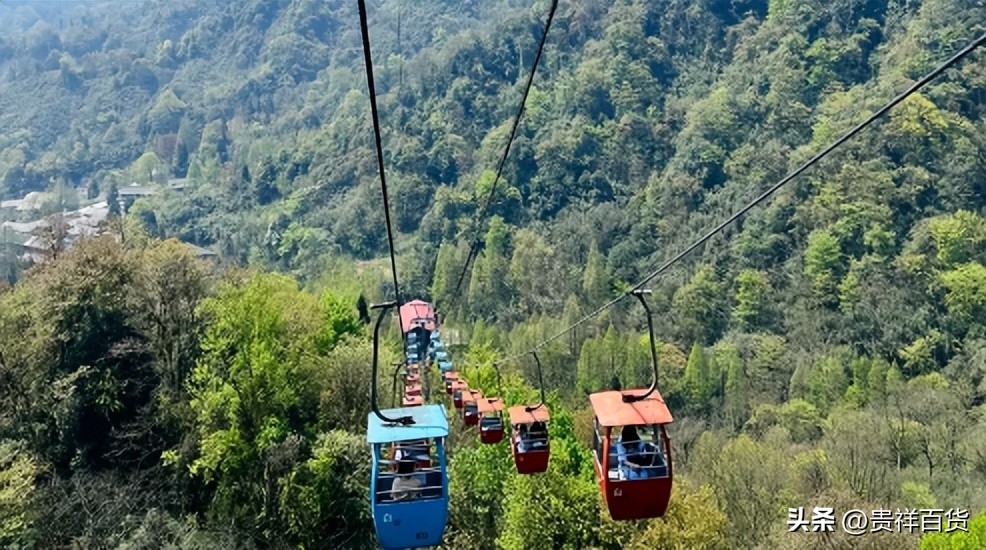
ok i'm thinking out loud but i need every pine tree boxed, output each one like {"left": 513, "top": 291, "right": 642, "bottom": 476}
{"left": 106, "top": 181, "right": 121, "bottom": 218}
{"left": 172, "top": 141, "right": 189, "bottom": 178}
{"left": 684, "top": 342, "right": 713, "bottom": 405}
{"left": 582, "top": 241, "right": 610, "bottom": 305}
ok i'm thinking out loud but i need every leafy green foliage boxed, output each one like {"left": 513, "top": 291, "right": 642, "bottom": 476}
{"left": 2, "top": 0, "right": 986, "bottom": 546}
{"left": 0, "top": 440, "right": 41, "bottom": 548}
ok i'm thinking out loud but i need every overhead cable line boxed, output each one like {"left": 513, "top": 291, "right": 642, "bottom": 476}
{"left": 358, "top": 0, "right": 406, "bottom": 356}
{"left": 446, "top": 0, "right": 561, "bottom": 314}
{"left": 494, "top": 30, "right": 986, "bottom": 367}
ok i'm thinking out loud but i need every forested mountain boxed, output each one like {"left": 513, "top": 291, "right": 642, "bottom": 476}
{"left": 1, "top": 0, "right": 985, "bottom": 548}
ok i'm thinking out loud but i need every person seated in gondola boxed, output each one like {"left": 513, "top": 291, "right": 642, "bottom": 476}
{"left": 616, "top": 426, "right": 654, "bottom": 480}
{"left": 394, "top": 440, "right": 430, "bottom": 469}
{"left": 516, "top": 424, "right": 531, "bottom": 452}
{"left": 391, "top": 459, "right": 422, "bottom": 501}
{"left": 527, "top": 421, "right": 548, "bottom": 449}
{"left": 517, "top": 421, "right": 548, "bottom": 453}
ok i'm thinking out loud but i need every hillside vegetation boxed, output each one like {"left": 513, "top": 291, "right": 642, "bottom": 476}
{"left": 1, "top": 0, "right": 985, "bottom": 548}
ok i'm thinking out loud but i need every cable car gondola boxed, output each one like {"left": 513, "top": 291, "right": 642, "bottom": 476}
{"left": 403, "top": 394, "right": 424, "bottom": 407}
{"left": 588, "top": 290, "right": 674, "bottom": 521}
{"left": 450, "top": 380, "right": 468, "bottom": 409}
{"left": 366, "top": 300, "right": 449, "bottom": 549}
{"left": 462, "top": 390, "right": 482, "bottom": 426}
{"left": 478, "top": 397, "right": 505, "bottom": 444}
{"left": 508, "top": 351, "right": 551, "bottom": 474}
{"left": 443, "top": 371, "right": 459, "bottom": 395}
{"left": 369, "top": 406, "right": 449, "bottom": 549}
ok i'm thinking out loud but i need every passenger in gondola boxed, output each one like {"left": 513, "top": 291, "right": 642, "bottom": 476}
{"left": 516, "top": 424, "right": 531, "bottom": 452}
{"left": 394, "top": 440, "right": 430, "bottom": 469}
{"left": 617, "top": 426, "right": 651, "bottom": 479}
{"left": 528, "top": 421, "right": 548, "bottom": 450}
{"left": 391, "top": 459, "right": 422, "bottom": 501}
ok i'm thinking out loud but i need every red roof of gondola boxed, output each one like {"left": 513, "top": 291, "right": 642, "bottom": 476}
{"left": 508, "top": 405, "right": 551, "bottom": 424}
{"left": 589, "top": 389, "right": 674, "bottom": 427}
{"left": 399, "top": 300, "right": 437, "bottom": 334}
{"left": 477, "top": 397, "right": 504, "bottom": 413}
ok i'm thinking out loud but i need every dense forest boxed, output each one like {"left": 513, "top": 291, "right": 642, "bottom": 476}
{"left": 1, "top": 0, "right": 986, "bottom": 548}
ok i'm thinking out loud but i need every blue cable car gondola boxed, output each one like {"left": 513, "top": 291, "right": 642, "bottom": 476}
{"left": 367, "top": 300, "right": 450, "bottom": 549}
{"left": 368, "top": 405, "right": 450, "bottom": 549}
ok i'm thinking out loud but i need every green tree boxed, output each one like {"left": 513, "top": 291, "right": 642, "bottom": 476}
{"left": 173, "top": 273, "right": 347, "bottom": 542}
{"left": 672, "top": 265, "right": 726, "bottom": 345}
{"left": 804, "top": 228, "right": 844, "bottom": 305}
{"left": 940, "top": 262, "right": 986, "bottom": 332}
{"left": 626, "top": 483, "right": 729, "bottom": 549}
{"left": 509, "top": 229, "right": 557, "bottom": 316}
{"left": 0, "top": 440, "right": 41, "bottom": 547}
{"left": 146, "top": 89, "right": 187, "bottom": 136}
{"left": 732, "top": 269, "right": 770, "bottom": 330}
{"left": 684, "top": 342, "right": 716, "bottom": 407}
{"left": 920, "top": 511, "right": 986, "bottom": 549}
{"left": 582, "top": 241, "right": 611, "bottom": 305}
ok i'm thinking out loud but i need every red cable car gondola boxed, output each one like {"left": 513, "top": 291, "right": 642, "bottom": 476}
{"left": 403, "top": 394, "right": 424, "bottom": 407}
{"left": 462, "top": 390, "right": 482, "bottom": 426}
{"left": 450, "top": 380, "right": 468, "bottom": 409}
{"left": 443, "top": 371, "right": 459, "bottom": 395}
{"left": 508, "top": 405, "right": 550, "bottom": 474}
{"left": 477, "top": 397, "right": 505, "bottom": 444}
{"left": 508, "top": 351, "right": 551, "bottom": 474}
{"left": 588, "top": 289, "right": 674, "bottom": 521}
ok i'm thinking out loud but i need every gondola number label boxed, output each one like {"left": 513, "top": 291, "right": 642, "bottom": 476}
{"left": 416, "top": 531, "right": 429, "bottom": 540}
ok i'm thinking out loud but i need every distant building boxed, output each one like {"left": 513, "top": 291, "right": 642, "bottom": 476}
{"left": 0, "top": 192, "right": 50, "bottom": 212}
{"left": 2, "top": 201, "right": 109, "bottom": 263}
{"left": 116, "top": 183, "right": 156, "bottom": 213}
{"left": 4, "top": 201, "right": 207, "bottom": 262}
{"left": 167, "top": 178, "right": 188, "bottom": 191}
{"left": 183, "top": 242, "right": 218, "bottom": 261}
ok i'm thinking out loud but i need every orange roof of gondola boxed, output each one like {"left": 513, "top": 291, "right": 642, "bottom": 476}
{"left": 463, "top": 390, "right": 482, "bottom": 404}
{"left": 477, "top": 397, "right": 504, "bottom": 413}
{"left": 508, "top": 405, "right": 551, "bottom": 425}
{"left": 450, "top": 380, "right": 468, "bottom": 391}
{"left": 403, "top": 394, "right": 424, "bottom": 406}
{"left": 589, "top": 389, "right": 673, "bottom": 427}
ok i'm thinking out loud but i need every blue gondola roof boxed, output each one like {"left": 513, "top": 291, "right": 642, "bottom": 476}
{"left": 367, "top": 404, "right": 449, "bottom": 444}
